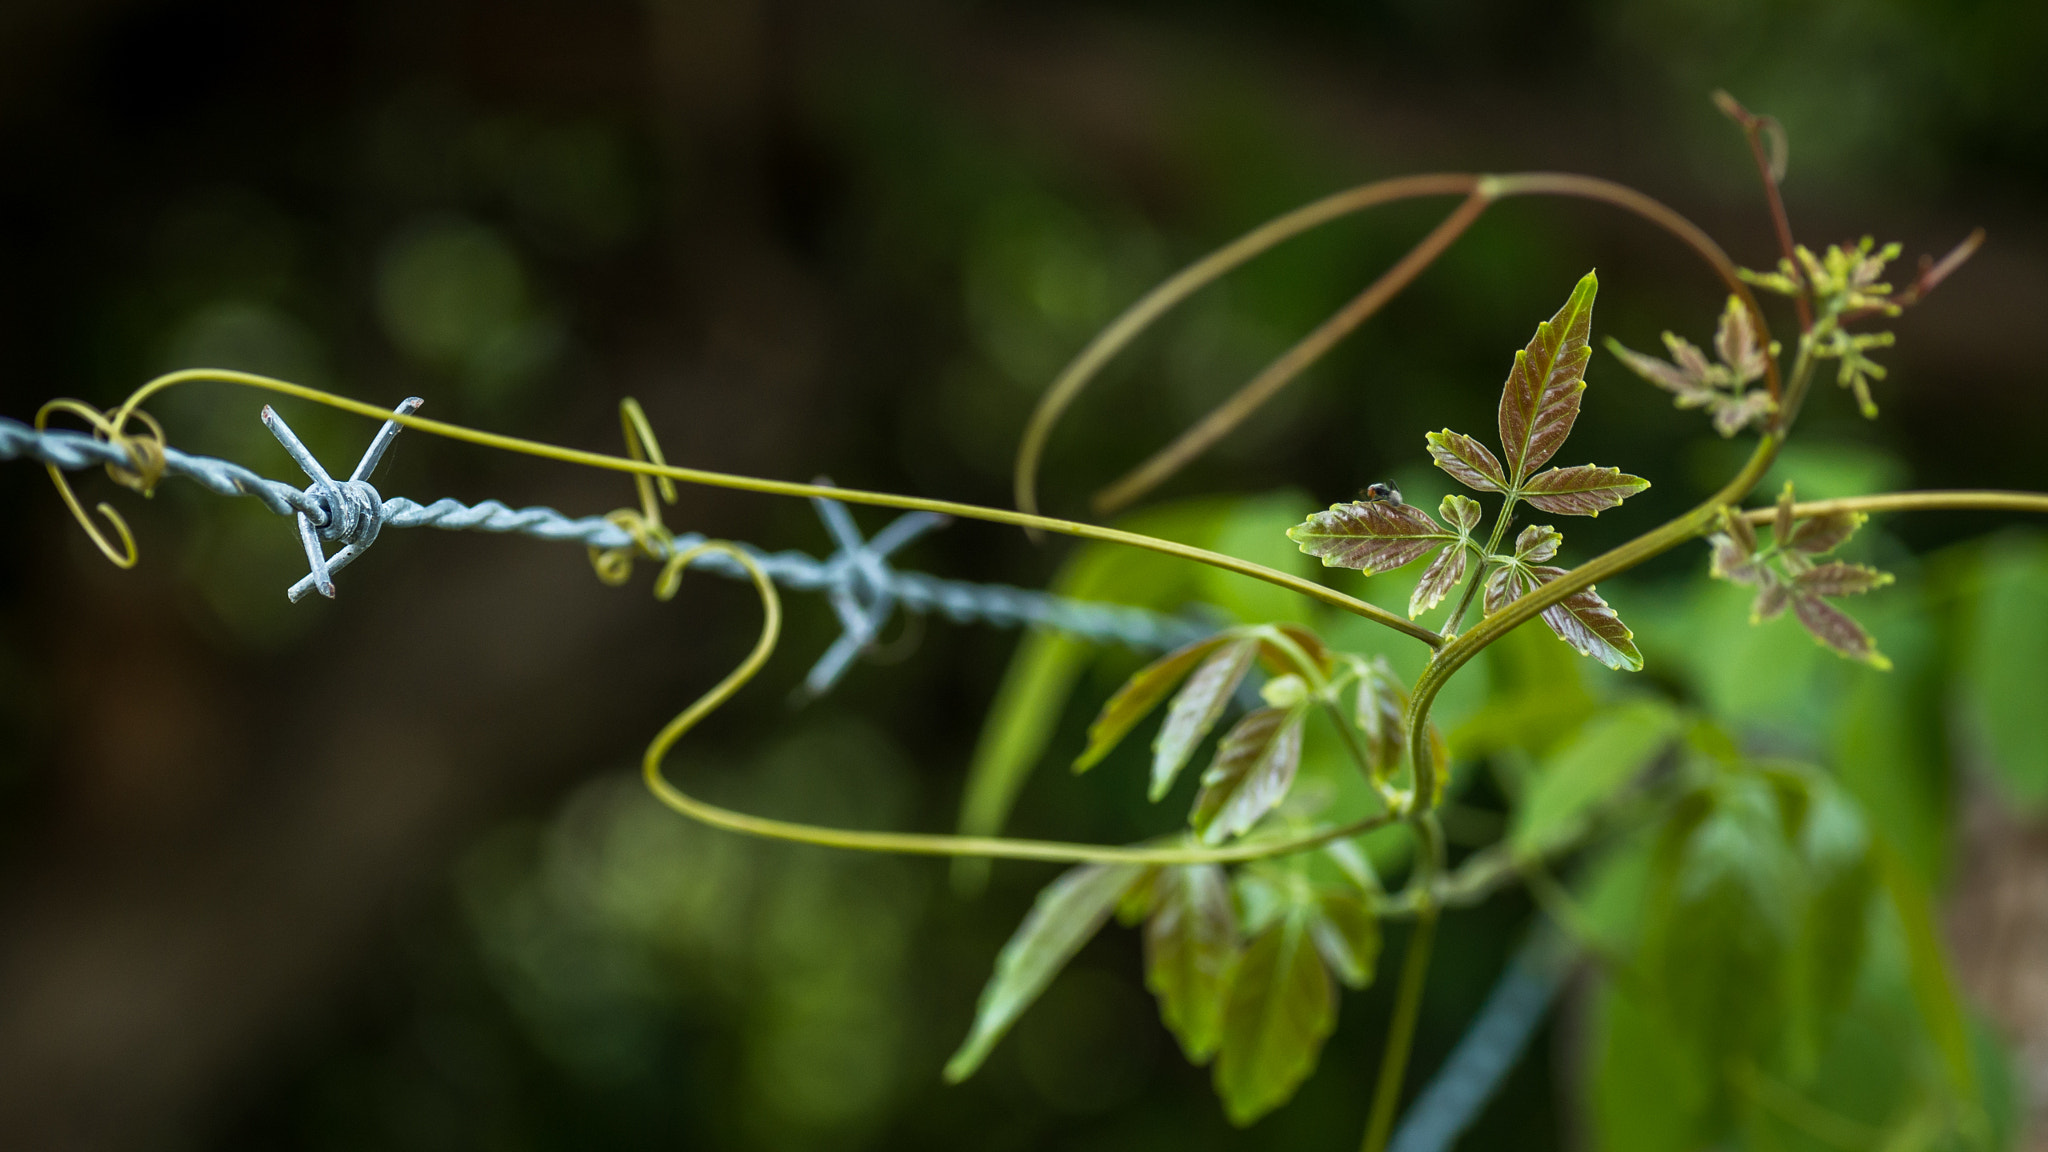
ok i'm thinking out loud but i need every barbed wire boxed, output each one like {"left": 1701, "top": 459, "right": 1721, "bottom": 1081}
{"left": 3, "top": 406, "right": 1212, "bottom": 694}
{"left": 5, "top": 399, "right": 1550, "bottom": 1131}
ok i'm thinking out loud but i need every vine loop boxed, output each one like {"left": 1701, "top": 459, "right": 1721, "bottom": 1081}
{"left": 34, "top": 398, "right": 169, "bottom": 569}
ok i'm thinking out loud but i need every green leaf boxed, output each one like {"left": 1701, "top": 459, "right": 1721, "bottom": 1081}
{"left": 945, "top": 861, "right": 1146, "bottom": 1082}
{"left": 1645, "top": 774, "right": 1799, "bottom": 1076}
{"left": 1426, "top": 429, "right": 1507, "bottom": 492}
{"left": 1511, "top": 699, "right": 1681, "bottom": 856}
{"left": 1787, "top": 780, "right": 1874, "bottom": 1077}
{"left": 1962, "top": 536, "right": 2048, "bottom": 809}
{"left": 1152, "top": 636, "right": 1259, "bottom": 801}
{"left": 1191, "top": 706, "right": 1307, "bottom": 844}
{"left": 954, "top": 632, "right": 1091, "bottom": 894}
{"left": 1213, "top": 911, "right": 1335, "bottom": 1126}
{"left": 1351, "top": 656, "right": 1409, "bottom": 779}
{"left": 1408, "top": 540, "right": 1468, "bottom": 619}
{"left": 1073, "top": 635, "right": 1226, "bottom": 773}
{"left": 1498, "top": 271, "right": 1599, "bottom": 482}
{"left": 1287, "top": 500, "right": 1454, "bottom": 574}
{"left": 1518, "top": 463, "right": 1650, "bottom": 516}
{"left": 1143, "top": 864, "right": 1239, "bottom": 1063}
{"left": 1308, "top": 891, "right": 1379, "bottom": 989}
{"left": 1875, "top": 839, "right": 1979, "bottom": 1106}
{"left": 953, "top": 495, "right": 1252, "bottom": 892}
{"left": 1440, "top": 493, "right": 1483, "bottom": 533}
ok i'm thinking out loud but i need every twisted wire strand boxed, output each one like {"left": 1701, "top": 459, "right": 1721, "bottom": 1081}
{"left": 1, "top": 416, "right": 1210, "bottom": 655}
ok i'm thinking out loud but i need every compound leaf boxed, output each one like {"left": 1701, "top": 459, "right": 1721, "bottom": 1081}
{"left": 1144, "top": 864, "right": 1240, "bottom": 1063}
{"left": 1409, "top": 541, "right": 1469, "bottom": 619}
{"left": 945, "top": 861, "right": 1147, "bottom": 1082}
{"left": 1191, "top": 706, "right": 1306, "bottom": 844}
{"left": 1074, "top": 634, "right": 1225, "bottom": 773}
{"left": 1213, "top": 911, "right": 1335, "bottom": 1126}
{"left": 1519, "top": 464, "right": 1650, "bottom": 516}
{"left": 1499, "top": 271, "right": 1599, "bottom": 481}
{"left": 1288, "top": 500, "right": 1453, "bottom": 574}
{"left": 1426, "top": 429, "right": 1507, "bottom": 492}
{"left": 1152, "top": 637, "right": 1259, "bottom": 801}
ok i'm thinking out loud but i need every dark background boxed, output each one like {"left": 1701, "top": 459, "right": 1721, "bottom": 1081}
{"left": 1, "top": 1, "right": 2044, "bottom": 1148}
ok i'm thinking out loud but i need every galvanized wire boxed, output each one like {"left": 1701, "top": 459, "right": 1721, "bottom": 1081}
{"left": 3, "top": 413, "right": 1211, "bottom": 692}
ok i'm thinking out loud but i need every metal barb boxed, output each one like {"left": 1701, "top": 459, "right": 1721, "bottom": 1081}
{"left": 266, "top": 397, "right": 424, "bottom": 602}
{"left": 797, "top": 478, "right": 950, "bottom": 697}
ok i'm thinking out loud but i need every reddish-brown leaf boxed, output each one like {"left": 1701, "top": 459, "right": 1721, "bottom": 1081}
{"left": 1792, "top": 592, "right": 1891, "bottom": 669}
{"left": 1352, "top": 657, "right": 1408, "bottom": 780}
{"left": 1522, "top": 564, "right": 1644, "bottom": 671}
{"left": 1498, "top": 272, "right": 1599, "bottom": 480}
{"left": 1519, "top": 464, "right": 1650, "bottom": 516}
{"left": 1425, "top": 430, "right": 1507, "bottom": 492}
{"left": 1191, "top": 707, "right": 1306, "bottom": 844}
{"left": 1784, "top": 511, "right": 1864, "bottom": 556}
{"left": 1408, "top": 542, "right": 1468, "bottom": 619}
{"left": 1513, "top": 524, "right": 1562, "bottom": 563}
{"left": 1796, "top": 562, "right": 1893, "bottom": 597}
{"left": 1288, "top": 500, "right": 1452, "bottom": 574}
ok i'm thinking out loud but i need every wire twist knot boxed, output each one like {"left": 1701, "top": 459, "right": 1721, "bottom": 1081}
{"left": 264, "top": 396, "right": 422, "bottom": 602}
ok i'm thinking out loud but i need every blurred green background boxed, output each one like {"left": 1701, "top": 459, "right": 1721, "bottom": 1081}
{"left": 1, "top": 0, "right": 2045, "bottom": 1148}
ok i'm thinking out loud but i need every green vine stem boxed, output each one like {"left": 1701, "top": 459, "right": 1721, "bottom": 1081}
{"left": 101, "top": 369, "right": 1445, "bottom": 648}
{"left": 1013, "top": 169, "right": 1784, "bottom": 523}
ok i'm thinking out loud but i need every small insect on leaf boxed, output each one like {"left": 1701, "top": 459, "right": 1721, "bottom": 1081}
{"left": 1144, "top": 864, "right": 1240, "bottom": 1063}
{"left": 1213, "top": 911, "right": 1335, "bottom": 1127}
{"left": 1152, "top": 636, "right": 1261, "bottom": 801}
{"left": 1518, "top": 464, "right": 1650, "bottom": 516}
{"left": 1191, "top": 706, "right": 1307, "bottom": 844}
{"left": 1073, "top": 635, "right": 1227, "bottom": 773}
{"left": 1498, "top": 271, "right": 1599, "bottom": 482}
{"left": 945, "top": 862, "right": 1148, "bottom": 1082}
{"left": 1426, "top": 430, "right": 1507, "bottom": 492}
{"left": 1288, "top": 500, "right": 1454, "bottom": 574}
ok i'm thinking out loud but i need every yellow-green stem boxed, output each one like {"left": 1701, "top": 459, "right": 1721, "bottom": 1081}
{"left": 103, "top": 369, "right": 1444, "bottom": 648}
{"left": 1361, "top": 814, "right": 1446, "bottom": 1152}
